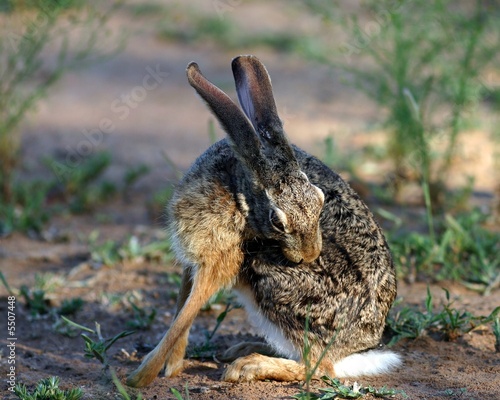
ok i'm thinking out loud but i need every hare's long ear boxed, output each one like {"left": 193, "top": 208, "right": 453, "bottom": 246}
{"left": 232, "top": 55, "right": 297, "bottom": 169}
{"left": 187, "top": 62, "right": 269, "bottom": 182}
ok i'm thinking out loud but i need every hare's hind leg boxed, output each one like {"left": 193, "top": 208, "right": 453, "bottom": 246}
{"left": 223, "top": 354, "right": 333, "bottom": 382}
{"left": 127, "top": 262, "right": 228, "bottom": 387}
{"left": 223, "top": 354, "right": 306, "bottom": 382}
{"left": 162, "top": 266, "right": 193, "bottom": 377}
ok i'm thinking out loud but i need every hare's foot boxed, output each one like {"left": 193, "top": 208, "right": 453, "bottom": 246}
{"left": 127, "top": 258, "right": 232, "bottom": 387}
{"left": 164, "top": 358, "right": 187, "bottom": 377}
{"left": 222, "top": 353, "right": 306, "bottom": 382}
{"left": 163, "top": 327, "right": 189, "bottom": 377}
{"left": 219, "top": 342, "right": 278, "bottom": 362}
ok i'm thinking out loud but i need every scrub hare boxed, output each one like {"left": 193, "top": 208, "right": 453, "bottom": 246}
{"left": 127, "top": 55, "right": 400, "bottom": 387}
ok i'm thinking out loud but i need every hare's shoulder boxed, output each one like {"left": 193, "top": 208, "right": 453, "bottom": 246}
{"left": 180, "top": 139, "right": 237, "bottom": 186}
{"left": 190, "top": 138, "right": 235, "bottom": 170}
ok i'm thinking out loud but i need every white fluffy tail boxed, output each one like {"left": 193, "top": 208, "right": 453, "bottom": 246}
{"left": 333, "top": 350, "right": 402, "bottom": 378}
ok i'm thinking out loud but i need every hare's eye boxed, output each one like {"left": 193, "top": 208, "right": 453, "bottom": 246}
{"left": 269, "top": 209, "right": 286, "bottom": 233}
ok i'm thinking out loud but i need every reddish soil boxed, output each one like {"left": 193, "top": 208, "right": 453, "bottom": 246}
{"left": 1, "top": 214, "right": 499, "bottom": 399}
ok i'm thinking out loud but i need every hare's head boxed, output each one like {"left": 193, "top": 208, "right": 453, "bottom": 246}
{"left": 187, "top": 55, "right": 324, "bottom": 264}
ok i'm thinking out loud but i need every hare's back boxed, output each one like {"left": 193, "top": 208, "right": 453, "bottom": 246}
{"left": 176, "top": 139, "right": 237, "bottom": 190}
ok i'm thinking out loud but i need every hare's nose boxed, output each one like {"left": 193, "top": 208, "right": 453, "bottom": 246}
{"left": 302, "top": 245, "right": 321, "bottom": 264}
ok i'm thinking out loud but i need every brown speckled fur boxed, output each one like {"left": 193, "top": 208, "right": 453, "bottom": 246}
{"left": 238, "top": 147, "right": 396, "bottom": 366}
{"left": 127, "top": 56, "right": 397, "bottom": 387}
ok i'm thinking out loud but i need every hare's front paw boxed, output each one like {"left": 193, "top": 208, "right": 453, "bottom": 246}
{"left": 222, "top": 354, "right": 305, "bottom": 382}
{"left": 219, "top": 342, "right": 278, "bottom": 362}
{"left": 164, "top": 358, "right": 186, "bottom": 378}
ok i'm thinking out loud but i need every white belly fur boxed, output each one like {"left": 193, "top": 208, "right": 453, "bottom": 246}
{"left": 233, "top": 284, "right": 300, "bottom": 361}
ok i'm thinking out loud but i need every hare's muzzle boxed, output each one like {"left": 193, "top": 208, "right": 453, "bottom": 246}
{"left": 283, "top": 232, "right": 322, "bottom": 264}
{"left": 302, "top": 241, "right": 322, "bottom": 264}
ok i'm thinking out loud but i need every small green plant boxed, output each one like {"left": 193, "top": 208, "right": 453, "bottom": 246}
{"left": 14, "top": 376, "right": 83, "bottom": 400}
{"left": 436, "top": 288, "right": 477, "bottom": 341}
{"left": 123, "top": 164, "right": 150, "bottom": 200}
{"left": 295, "top": 306, "right": 339, "bottom": 399}
{"left": 201, "top": 289, "right": 233, "bottom": 312}
{"left": 34, "top": 272, "right": 65, "bottom": 292}
{"left": 441, "top": 388, "right": 469, "bottom": 397}
{"left": 61, "top": 316, "right": 135, "bottom": 369}
{"left": 58, "top": 298, "right": 85, "bottom": 316}
{"left": 89, "top": 235, "right": 121, "bottom": 267}
{"left": 171, "top": 385, "right": 191, "bottom": 400}
{"left": 46, "top": 151, "right": 117, "bottom": 213}
{"left": 110, "top": 368, "right": 143, "bottom": 400}
{"left": 207, "top": 302, "right": 237, "bottom": 342}
{"left": 189, "top": 300, "right": 239, "bottom": 359}
{"left": 0, "top": 180, "right": 52, "bottom": 235}
{"left": 388, "top": 209, "right": 500, "bottom": 290}
{"left": 19, "top": 273, "right": 65, "bottom": 315}
{"left": 493, "top": 318, "right": 500, "bottom": 353}
{"left": 19, "top": 285, "right": 50, "bottom": 316}
{"left": 126, "top": 296, "right": 156, "bottom": 331}
{"left": 7, "top": 271, "right": 83, "bottom": 317}
{"left": 387, "top": 287, "right": 500, "bottom": 345}
{"left": 53, "top": 317, "right": 81, "bottom": 338}
{"left": 294, "top": 376, "right": 405, "bottom": 399}
{"left": 89, "top": 232, "right": 174, "bottom": 267}
{"left": 0, "top": 270, "right": 14, "bottom": 295}
{"left": 386, "top": 287, "right": 437, "bottom": 344}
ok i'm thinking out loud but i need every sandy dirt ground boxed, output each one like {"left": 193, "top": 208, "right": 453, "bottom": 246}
{"left": 1, "top": 1, "right": 499, "bottom": 399}
{"left": 1, "top": 217, "right": 499, "bottom": 399}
